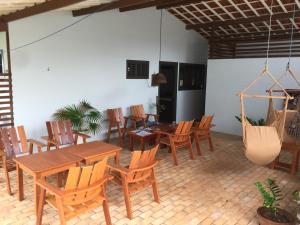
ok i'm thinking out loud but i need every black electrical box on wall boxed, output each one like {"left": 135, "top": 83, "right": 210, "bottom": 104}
{"left": 126, "top": 60, "right": 149, "bottom": 79}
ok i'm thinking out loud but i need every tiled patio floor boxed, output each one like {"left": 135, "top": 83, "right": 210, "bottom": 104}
{"left": 0, "top": 132, "right": 299, "bottom": 225}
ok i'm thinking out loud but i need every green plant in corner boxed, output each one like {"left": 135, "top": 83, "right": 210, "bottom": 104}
{"left": 235, "top": 115, "right": 266, "bottom": 126}
{"left": 53, "top": 100, "right": 103, "bottom": 135}
{"left": 255, "top": 178, "right": 283, "bottom": 214}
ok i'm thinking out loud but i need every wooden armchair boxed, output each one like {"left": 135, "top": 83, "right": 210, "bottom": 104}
{"left": 129, "top": 104, "right": 159, "bottom": 128}
{"left": 156, "top": 120, "right": 194, "bottom": 166}
{"left": 0, "top": 126, "right": 45, "bottom": 195}
{"left": 42, "top": 120, "right": 90, "bottom": 151}
{"left": 193, "top": 115, "right": 214, "bottom": 155}
{"left": 108, "top": 145, "right": 160, "bottom": 219}
{"left": 107, "top": 108, "right": 131, "bottom": 146}
{"left": 36, "top": 158, "right": 112, "bottom": 225}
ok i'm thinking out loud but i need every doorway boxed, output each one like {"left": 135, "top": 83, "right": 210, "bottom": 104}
{"left": 158, "top": 61, "right": 178, "bottom": 123}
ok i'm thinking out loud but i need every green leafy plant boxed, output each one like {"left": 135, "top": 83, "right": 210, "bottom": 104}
{"left": 293, "top": 190, "right": 300, "bottom": 203}
{"left": 255, "top": 178, "right": 283, "bottom": 214}
{"left": 235, "top": 115, "right": 266, "bottom": 126}
{"left": 53, "top": 100, "right": 103, "bottom": 135}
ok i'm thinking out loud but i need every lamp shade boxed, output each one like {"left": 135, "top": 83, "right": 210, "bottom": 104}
{"left": 151, "top": 72, "right": 167, "bottom": 86}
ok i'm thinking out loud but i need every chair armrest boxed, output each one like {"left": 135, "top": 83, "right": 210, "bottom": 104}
{"left": 36, "top": 179, "right": 64, "bottom": 197}
{"left": 73, "top": 131, "right": 91, "bottom": 139}
{"left": 107, "top": 164, "right": 130, "bottom": 175}
{"left": 154, "top": 130, "right": 171, "bottom": 136}
{"left": 41, "top": 136, "right": 57, "bottom": 145}
{"left": 131, "top": 161, "right": 158, "bottom": 173}
{"left": 172, "top": 132, "right": 192, "bottom": 137}
{"left": 27, "top": 139, "right": 46, "bottom": 148}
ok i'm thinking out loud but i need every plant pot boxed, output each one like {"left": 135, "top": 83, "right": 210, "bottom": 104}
{"left": 257, "top": 207, "right": 294, "bottom": 225}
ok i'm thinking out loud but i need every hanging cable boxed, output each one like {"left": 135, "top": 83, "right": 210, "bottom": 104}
{"left": 265, "top": 0, "right": 274, "bottom": 66}
{"left": 159, "top": 9, "right": 163, "bottom": 61}
{"left": 10, "top": 14, "right": 92, "bottom": 52}
{"left": 287, "top": 1, "right": 297, "bottom": 70}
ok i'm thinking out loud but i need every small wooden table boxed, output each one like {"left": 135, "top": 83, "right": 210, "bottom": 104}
{"left": 128, "top": 130, "right": 157, "bottom": 151}
{"left": 14, "top": 141, "right": 122, "bottom": 215}
{"left": 63, "top": 141, "right": 121, "bottom": 164}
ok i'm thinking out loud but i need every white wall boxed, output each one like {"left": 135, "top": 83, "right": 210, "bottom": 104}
{"left": 9, "top": 8, "right": 207, "bottom": 139}
{"left": 0, "top": 32, "right": 8, "bottom": 73}
{"left": 206, "top": 58, "right": 300, "bottom": 136}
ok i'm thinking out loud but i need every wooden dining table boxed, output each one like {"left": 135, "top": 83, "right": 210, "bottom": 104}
{"left": 13, "top": 141, "right": 122, "bottom": 215}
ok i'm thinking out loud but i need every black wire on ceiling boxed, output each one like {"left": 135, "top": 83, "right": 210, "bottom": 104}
{"left": 10, "top": 13, "right": 92, "bottom": 52}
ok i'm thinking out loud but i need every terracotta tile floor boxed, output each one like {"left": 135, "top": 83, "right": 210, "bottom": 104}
{"left": 0, "top": 132, "right": 299, "bottom": 225}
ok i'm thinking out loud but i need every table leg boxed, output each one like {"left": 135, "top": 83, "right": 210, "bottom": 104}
{"left": 130, "top": 136, "right": 134, "bottom": 151}
{"left": 17, "top": 164, "right": 24, "bottom": 201}
{"left": 141, "top": 139, "right": 145, "bottom": 151}
{"left": 34, "top": 174, "right": 41, "bottom": 215}
{"left": 115, "top": 151, "right": 120, "bottom": 165}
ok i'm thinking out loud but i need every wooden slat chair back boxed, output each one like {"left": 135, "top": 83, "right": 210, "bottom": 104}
{"left": 0, "top": 126, "right": 45, "bottom": 195}
{"left": 174, "top": 121, "right": 194, "bottom": 143}
{"left": 107, "top": 108, "right": 129, "bottom": 146}
{"left": 47, "top": 120, "right": 75, "bottom": 146}
{"left": 199, "top": 115, "right": 214, "bottom": 130}
{"left": 107, "top": 108, "right": 125, "bottom": 126}
{"left": 36, "top": 158, "right": 112, "bottom": 225}
{"left": 108, "top": 145, "right": 160, "bottom": 219}
{"left": 130, "top": 104, "right": 146, "bottom": 120}
{"left": 193, "top": 115, "right": 214, "bottom": 155}
{"left": 44, "top": 120, "right": 90, "bottom": 151}
{"left": 157, "top": 120, "right": 195, "bottom": 166}
{"left": 1, "top": 126, "right": 28, "bottom": 159}
{"left": 129, "top": 104, "right": 159, "bottom": 128}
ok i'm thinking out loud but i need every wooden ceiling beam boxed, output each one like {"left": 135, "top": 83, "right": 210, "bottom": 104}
{"left": 187, "top": 11, "right": 300, "bottom": 30}
{"left": 119, "top": 1, "right": 157, "bottom": 12}
{"left": 0, "top": 0, "right": 87, "bottom": 22}
{"left": 210, "top": 33, "right": 300, "bottom": 43}
{"left": 73, "top": 0, "right": 156, "bottom": 17}
{"left": 156, "top": 0, "right": 205, "bottom": 9}
{"left": 211, "top": 29, "right": 300, "bottom": 40}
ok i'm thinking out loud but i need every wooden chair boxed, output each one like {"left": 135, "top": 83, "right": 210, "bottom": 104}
{"left": 108, "top": 145, "right": 160, "bottom": 219}
{"left": 129, "top": 104, "right": 159, "bottom": 128}
{"left": 156, "top": 120, "right": 195, "bottom": 166}
{"left": 0, "top": 126, "right": 45, "bottom": 195}
{"left": 107, "top": 108, "right": 131, "bottom": 146}
{"left": 271, "top": 142, "right": 300, "bottom": 175}
{"left": 42, "top": 120, "right": 90, "bottom": 151}
{"left": 193, "top": 115, "right": 214, "bottom": 155}
{"left": 36, "top": 158, "right": 112, "bottom": 225}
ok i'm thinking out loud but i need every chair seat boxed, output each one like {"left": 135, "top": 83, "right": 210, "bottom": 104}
{"left": 111, "top": 172, "right": 152, "bottom": 194}
{"left": 46, "top": 194, "right": 104, "bottom": 221}
{"left": 160, "top": 137, "right": 189, "bottom": 148}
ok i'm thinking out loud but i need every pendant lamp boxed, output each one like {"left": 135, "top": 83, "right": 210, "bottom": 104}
{"left": 151, "top": 10, "right": 167, "bottom": 86}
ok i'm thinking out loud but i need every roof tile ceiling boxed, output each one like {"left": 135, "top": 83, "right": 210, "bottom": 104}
{"left": 168, "top": 0, "right": 298, "bottom": 40}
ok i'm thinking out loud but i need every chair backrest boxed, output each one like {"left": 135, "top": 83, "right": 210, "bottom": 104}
{"left": 130, "top": 104, "right": 146, "bottom": 119}
{"left": 174, "top": 120, "right": 194, "bottom": 142}
{"left": 198, "top": 115, "right": 214, "bottom": 129}
{"left": 0, "top": 126, "right": 28, "bottom": 159}
{"left": 127, "top": 145, "right": 158, "bottom": 182}
{"left": 63, "top": 158, "right": 107, "bottom": 206}
{"left": 107, "top": 108, "right": 124, "bottom": 126}
{"left": 46, "top": 120, "right": 75, "bottom": 146}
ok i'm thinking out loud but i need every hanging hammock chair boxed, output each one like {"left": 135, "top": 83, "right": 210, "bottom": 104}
{"left": 239, "top": 65, "right": 293, "bottom": 166}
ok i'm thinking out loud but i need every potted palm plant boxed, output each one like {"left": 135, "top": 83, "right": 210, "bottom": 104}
{"left": 292, "top": 190, "right": 300, "bottom": 224}
{"left": 53, "top": 100, "right": 103, "bottom": 135}
{"left": 255, "top": 178, "right": 294, "bottom": 225}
